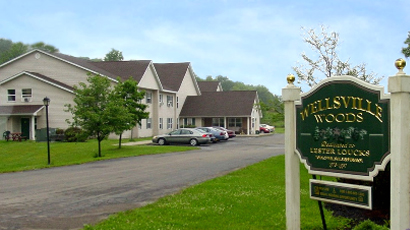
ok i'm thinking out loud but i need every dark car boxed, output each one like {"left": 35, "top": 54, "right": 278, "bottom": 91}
{"left": 152, "top": 128, "right": 212, "bottom": 146}
{"left": 197, "top": 127, "right": 228, "bottom": 142}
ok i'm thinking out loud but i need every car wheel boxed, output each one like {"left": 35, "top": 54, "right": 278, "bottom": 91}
{"left": 190, "top": 139, "right": 198, "bottom": 146}
{"left": 158, "top": 138, "right": 166, "bottom": 145}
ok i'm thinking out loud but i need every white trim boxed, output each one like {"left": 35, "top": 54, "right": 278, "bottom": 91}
{"left": 0, "top": 71, "right": 74, "bottom": 94}
{"left": 0, "top": 49, "right": 118, "bottom": 83}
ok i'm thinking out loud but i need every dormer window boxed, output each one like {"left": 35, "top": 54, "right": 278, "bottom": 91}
{"left": 22, "top": 88, "right": 32, "bottom": 102}
{"left": 7, "top": 89, "right": 16, "bottom": 102}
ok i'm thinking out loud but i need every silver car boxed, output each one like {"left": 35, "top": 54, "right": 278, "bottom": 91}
{"left": 152, "top": 128, "right": 212, "bottom": 146}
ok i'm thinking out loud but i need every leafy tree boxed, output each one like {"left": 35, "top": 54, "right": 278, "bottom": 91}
{"left": 0, "top": 39, "right": 59, "bottom": 64}
{"left": 402, "top": 31, "right": 410, "bottom": 58}
{"left": 0, "top": 38, "right": 12, "bottom": 54}
{"left": 104, "top": 48, "right": 124, "bottom": 61}
{"left": 30, "top": 42, "right": 59, "bottom": 53}
{"left": 65, "top": 74, "right": 117, "bottom": 157}
{"left": 111, "top": 78, "right": 149, "bottom": 148}
{"left": 293, "top": 25, "right": 382, "bottom": 87}
{"left": 0, "top": 42, "right": 28, "bottom": 64}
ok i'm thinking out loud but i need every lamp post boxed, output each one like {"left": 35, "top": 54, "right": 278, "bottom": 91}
{"left": 43, "top": 97, "right": 50, "bottom": 165}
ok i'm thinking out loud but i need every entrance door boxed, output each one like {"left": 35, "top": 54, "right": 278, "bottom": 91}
{"left": 21, "top": 118, "right": 29, "bottom": 139}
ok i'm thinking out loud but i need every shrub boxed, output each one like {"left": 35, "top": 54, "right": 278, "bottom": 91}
{"left": 352, "top": 220, "right": 389, "bottom": 230}
{"left": 64, "top": 127, "right": 88, "bottom": 142}
{"left": 331, "top": 164, "right": 390, "bottom": 224}
{"left": 56, "top": 128, "right": 65, "bottom": 134}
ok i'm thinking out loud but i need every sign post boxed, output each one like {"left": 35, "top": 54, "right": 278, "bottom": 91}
{"left": 283, "top": 63, "right": 398, "bottom": 228}
{"left": 388, "top": 59, "right": 409, "bottom": 230}
{"left": 282, "top": 74, "right": 301, "bottom": 230}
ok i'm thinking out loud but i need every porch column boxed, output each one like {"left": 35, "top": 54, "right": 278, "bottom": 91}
{"left": 30, "top": 116, "right": 36, "bottom": 140}
{"left": 247, "top": 117, "right": 250, "bottom": 135}
{"left": 282, "top": 74, "right": 301, "bottom": 230}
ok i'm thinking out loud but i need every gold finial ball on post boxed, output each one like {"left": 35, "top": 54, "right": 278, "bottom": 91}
{"left": 395, "top": 58, "right": 406, "bottom": 70}
{"left": 287, "top": 74, "right": 295, "bottom": 84}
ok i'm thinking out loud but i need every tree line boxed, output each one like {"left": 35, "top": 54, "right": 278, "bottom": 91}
{"left": 0, "top": 38, "right": 59, "bottom": 64}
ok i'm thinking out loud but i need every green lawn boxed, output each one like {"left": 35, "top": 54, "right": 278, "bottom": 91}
{"left": 0, "top": 139, "right": 197, "bottom": 173}
{"left": 83, "top": 155, "right": 351, "bottom": 230}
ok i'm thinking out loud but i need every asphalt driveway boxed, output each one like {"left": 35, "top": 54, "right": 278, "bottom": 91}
{"left": 0, "top": 134, "right": 284, "bottom": 230}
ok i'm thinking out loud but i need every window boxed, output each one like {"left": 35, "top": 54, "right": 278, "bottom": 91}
{"left": 159, "top": 118, "right": 163, "bottom": 129}
{"left": 167, "top": 95, "right": 173, "bottom": 107}
{"left": 146, "top": 118, "right": 152, "bottom": 129}
{"left": 229, "top": 118, "right": 242, "bottom": 128}
{"left": 167, "top": 118, "right": 173, "bottom": 129}
{"left": 22, "top": 88, "right": 32, "bottom": 102}
{"left": 7, "top": 89, "right": 15, "bottom": 102}
{"left": 159, "top": 94, "right": 163, "bottom": 104}
{"left": 176, "top": 97, "right": 179, "bottom": 108}
{"left": 212, "top": 118, "right": 224, "bottom": 127}
{"left": 183, "top": 118, "right": 196, "bottom": 126}
{"left": 146, "top": 92, "right": 152, "bottom": 104}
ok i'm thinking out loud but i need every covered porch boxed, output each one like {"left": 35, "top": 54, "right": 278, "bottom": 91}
{"left": 0, "top": 105, "right": 45, "bottom": 141}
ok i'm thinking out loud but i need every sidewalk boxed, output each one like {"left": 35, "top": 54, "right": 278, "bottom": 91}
{"left": 121, "top": 140, "right": 152, "bottom": 146}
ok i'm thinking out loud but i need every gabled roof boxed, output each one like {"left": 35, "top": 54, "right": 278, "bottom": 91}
{"left": 0, "top": 71, "right": 74, "bottom": 93}
{"left": 154, "top": 62, "right": 190, "bottom": 91}
{"left": 52, "top": 52, "right": 118, "bottom": 79}
{"left": 0, "top": 105, "right": 44, "bottom": 116}
{"left": 90, "top": 60, "right": 152, "bottom": 82}
{"left": 180, "top": 91, "right": 258, "bottom": 117}
{"left": 197, "top": 81, "right": 222, "bottom": 92}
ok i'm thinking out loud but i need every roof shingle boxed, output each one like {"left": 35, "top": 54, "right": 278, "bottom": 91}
{"left": 197, "top": 81, "right": 221, "bottom": 92}
{"left": 0, "top": 105, "right": 44, "bottom": 115}
{"left": 180, "top": 91, "right": 257, "bottom": 117}
{"left": 154, "top": 63, "right": 190, "bottom": 91}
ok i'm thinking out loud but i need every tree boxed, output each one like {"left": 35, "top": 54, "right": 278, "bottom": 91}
{"left": 111, "top": 78, "right": 149, "bottom": 148}
{"left": 65, "top": 74, "right": 117, "bottom": 157}
{"left": 0, "top": 42, "right": 28, "bottom": 64}
{"left": 0, "top": 38, "right": 12, "bottom": 54}
{"left": 402, "top": 31, "right": 410, "bottom": 58}
{"left": 293, "top": 25, "right": 382, "bottom": 87}
{"left": 0, "top": 39, "right": 60, "bottom": 64}
{"left": 104, "top": 48, "right": 124, "bottom": 61}
{"left": 30, "top": 42, "right": 59, "bottom": 53}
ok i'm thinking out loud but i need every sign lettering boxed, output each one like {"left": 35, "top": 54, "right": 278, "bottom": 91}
{"left": 295, "top": 78, "right": 390, "bottom": 180}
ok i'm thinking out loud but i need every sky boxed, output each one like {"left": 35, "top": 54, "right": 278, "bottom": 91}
{"left": 1, "top": 0, "right": 409, "bottom": 95}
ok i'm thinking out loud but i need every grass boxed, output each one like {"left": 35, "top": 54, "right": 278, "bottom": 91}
{"left": 83, "top": 155, "right": 351, "bottom": 230}
{"left": 0, "top": 138, "right": 197, "bottom": 173}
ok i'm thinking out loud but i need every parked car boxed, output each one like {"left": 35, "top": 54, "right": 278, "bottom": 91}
{"left": 196, "top": 128, "right": 217, "bottom": 143}
{"left": 197, "top": 127, "right": 228, "bottom": 142}
{"left": 152, "top": 128, "right": 212, "bottom": 146}
{"left": 213, "top": 126, "right": 236, "bottom": 138}
{"left": 260, "top": 124, "right": 275, "bottom": 132}
{"left": 259, "top": 126, "right": 271, "bottom": 133}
